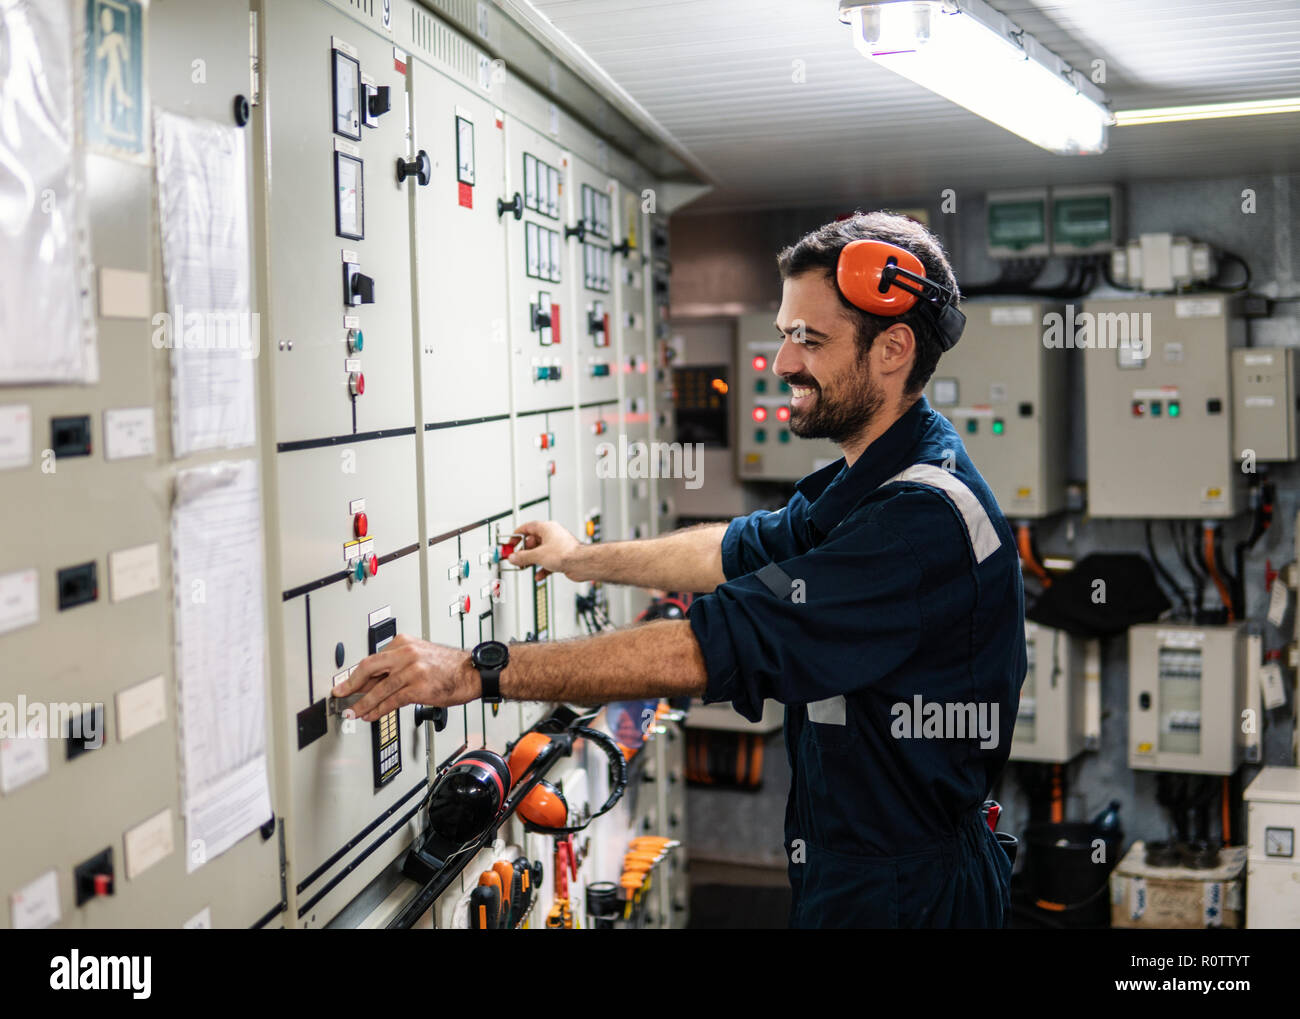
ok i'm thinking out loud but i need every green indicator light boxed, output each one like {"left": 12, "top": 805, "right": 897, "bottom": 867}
{"left": 755, "top": 379, "right": 767, "bottom": 393}
{"left": 992, "top": 419, "right": 1005, "bottom": 435}
{"left": 755, "top": 428, "right": 767, "bottom": 443}
{"left": 966, "top": 419, "right": 978, "bottom": 434}
{"left": 778, "top": 430, "right": 790, "bottom": 443}
{"left": 1168, "top": 401, "right": 1181, "bottom": 417}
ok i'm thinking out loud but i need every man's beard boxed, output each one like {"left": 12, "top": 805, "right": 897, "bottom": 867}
{"left": 785, "top": 355, "right": 884, "bottom": 445}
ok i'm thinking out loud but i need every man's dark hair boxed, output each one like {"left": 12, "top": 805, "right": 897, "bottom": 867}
{"left": 776, "top": 211, "right": 960, "bottom": 394}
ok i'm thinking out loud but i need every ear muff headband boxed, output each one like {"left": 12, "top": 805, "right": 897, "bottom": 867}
{"left": 509, "top": 725, "right": 630, "bottom": 835}
{"left": 835, "top": 238, "right": 965, "bottom": 351}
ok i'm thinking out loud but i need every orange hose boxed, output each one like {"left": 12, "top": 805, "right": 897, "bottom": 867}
{"left": 1017, "top": 525, "right": 1052, "bottom": 588}
{"left": 1203, "top": 525, "right": 1235, "bottom": 621}
{"left": 1051, "top": 764, "right": 1063, "bottom": 824}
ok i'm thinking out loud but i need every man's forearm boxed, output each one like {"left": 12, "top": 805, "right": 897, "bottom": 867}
{"left": 499, "top": 620, "right": 709, "bottom": 703}
{"left": 564, "top": 523, "right": 728, "bottom": 592}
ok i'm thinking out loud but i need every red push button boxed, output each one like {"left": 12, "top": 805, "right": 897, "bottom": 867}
{"left": 366, "top": 554, "right": 379, "bottom": 577}
{"left": 354, "top": 512, "right": 368, "bottom": 538}
{"left": 546, "top": 460, "right": 557, "bottom": 476}
{"left": 349, "top": 372, "right": 365, "bottom": 396}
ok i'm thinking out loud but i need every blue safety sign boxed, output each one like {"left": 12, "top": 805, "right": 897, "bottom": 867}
{"left": 85, "top": 0, "right": 146, "bottom": 156}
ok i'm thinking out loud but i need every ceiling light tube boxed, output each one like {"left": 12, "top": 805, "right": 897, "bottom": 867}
{"left": 1114, "top": 96, "right": 1300, "bottom": 127}
{"left": 838, "top": 0, "right": 1112, "bottom": 155}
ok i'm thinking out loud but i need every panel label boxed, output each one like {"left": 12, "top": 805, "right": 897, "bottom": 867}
{"left": 116, "top": 674, "right": 167, "bottom": 742}
{"left": 0, "top": 569, "right": 38, "bottom": 636}
{"left": 103, "top": 406, "right": 155, "bottom": 460}
{"left": 123, "top": 807, "right": 175, "bottom": 879}
{"left": 108, "top": 542, "right": 161, "bottom": 602}
{"left": 0, "top": 405, "right": 32, "bottom": 471}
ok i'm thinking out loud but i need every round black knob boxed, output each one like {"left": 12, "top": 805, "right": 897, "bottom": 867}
{"left": 497, "top": 192, "right": 523, "bottom": 220}
{"left": 415, "top": 705, "right": 448, "bottom": 731}
{"left": 233, "top": 94, "right": 251, "bottom": 127}
{"left": 396, "top": 150, "right": 432, "bottom": 186}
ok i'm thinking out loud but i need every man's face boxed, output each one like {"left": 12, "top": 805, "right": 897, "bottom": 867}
{"left": 772, "top": 272, "right": 885, "bottom": 444}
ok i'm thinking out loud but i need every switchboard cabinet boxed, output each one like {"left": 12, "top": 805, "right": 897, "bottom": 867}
{"left": 1128, "top": 623, "right": 1248, "bottom": 775}
{"left": 1084, "top": 296, "right": 1244, "bottom": 518}
{"left": 927, "top": 302, "right": 1068, "bottom": 518}
{"left": 1009, "top": 622, "right": 1090, "bottom": 763}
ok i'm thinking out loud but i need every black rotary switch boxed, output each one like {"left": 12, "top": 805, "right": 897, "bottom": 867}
{"left": 497, "top": 192, "right": 523, "bottom": 220}
{"left": 396, "top": 149, "right": 432, "bottom": 186}
{"left": 414, "top": 705, "right": 448, "bottom": 732}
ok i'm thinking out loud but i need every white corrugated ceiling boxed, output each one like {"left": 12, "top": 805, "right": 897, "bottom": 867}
{"left": 529, "top": 0, "right": 1300, "bottom": 212}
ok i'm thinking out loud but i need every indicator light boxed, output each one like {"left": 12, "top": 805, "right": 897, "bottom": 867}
{"left": 367, "top": 554, "right": 379, "bottom": 577}
{"left": 776, "top": 406, "right": 790, "bottom": 422}
{"left": 752, "top": 407, "right": 767, "bottom": 423}
{"left": 354, "top": 512, "right": 368, "bottom": 538}
{"left": 992, "top": 418, "right": 1004, "bottom": 435}
{"left": 754, "top": 428, "right": 767, "bottom": 443}
{"left": 1132, "top": 401, "right": 1145, "bottom": 417}
{"left": 1150, "top": 401, "right": 1162, "bottom": 417}
{"left": 779, "top": 380, "right": 790, "bottom": 393}
{"left": 778, "top": 430, "right": 790, "bottom": 443}
{"left": 349, "top": 372, "right": 365, "bottom": 396}
{"left": 752, "top": 355, "right": 767, "bottom": 372}
{"left": 966, "top": 419, "right": 978, "bottom": 434}
{"left": 347, "top": 328, "right": 364, "bottom": 353}
{"left": 1168, "top": 401, "right": 1181, "bottom": 417}
{"left": 755, "top": 379, "right": 767, "bottom": 393}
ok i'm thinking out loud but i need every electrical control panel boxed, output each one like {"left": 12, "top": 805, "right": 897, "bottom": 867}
{"left": 0, "top": 0, "right": 282, "bottom": 929}
{"left": 1232, "top": 346, "right": 1299, "bottom": 463}
{"left": 735, "top": 313, "right": 840, "bottom": 482}
{"left": 927, "top": 302, "right": 1069, "bottom": 518}
{"left": 1009, "top": 623, "right": 1092, "bottom": 763}
{"left": 1, "top": 0, "right": 694, "bottom": 929}
{"left": 1244, "top": 767, "right": 1300, "bottom": 929}
{"left": 1083, "top": 296, "right": 1245, "bottom": 518}
{"left": 1128, "top": 623, "right": 1253, "bottom": 775}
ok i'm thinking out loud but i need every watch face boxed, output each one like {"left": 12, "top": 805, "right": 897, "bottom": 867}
{"left": 475, "top": 641, "right": 508, "bottom": 669}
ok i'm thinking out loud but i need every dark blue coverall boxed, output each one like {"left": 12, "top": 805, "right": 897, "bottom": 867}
{"left": 688, "top": 396, "right": 1026, "bottom": 928}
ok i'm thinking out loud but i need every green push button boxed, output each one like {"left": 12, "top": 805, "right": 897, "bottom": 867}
{"left": 755, "top": 428, "right": 767, "bottom": 443}
{"left": 966, "top": 419, "right": 978, "bottom": 434}
{"left": 755, "top": 379, "right": 767, "bottom": 393}
{"left": 778, "top": 430, "right": 790, "bottom": 443}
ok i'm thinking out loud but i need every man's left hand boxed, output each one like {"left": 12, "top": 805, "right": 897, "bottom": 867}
{"left": 331, "top": 634, "right": 478, "bottom": 722}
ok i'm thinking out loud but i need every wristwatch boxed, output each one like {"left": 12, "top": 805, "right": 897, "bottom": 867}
{"left": 470, "top": 640, "right": 510, "bottom": 704}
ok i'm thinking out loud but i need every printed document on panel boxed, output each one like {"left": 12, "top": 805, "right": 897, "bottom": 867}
{"left": 0, "top": 0, "right": 97, "bottom": 383}
{"left": 154, "top": 111, "right": 256, "bottom": 455}
{"left": 172, "top": 461, "right": 271, "bottom": 871}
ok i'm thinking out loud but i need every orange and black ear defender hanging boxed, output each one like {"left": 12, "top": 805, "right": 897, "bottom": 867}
{"left": 506, "top": 725, "right": 629, "bottom": 835}
{"left": 835, "top": 238, "right": 966, "bottom": 351}
{"left": 423, "top": 747, "right": 512, "bottom": 848}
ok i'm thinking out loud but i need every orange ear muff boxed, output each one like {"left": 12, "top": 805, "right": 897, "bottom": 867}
{"left": 836, "top": 239, "right": 926, "bottom": 316}
{"left": 518, "top": 780, "right": 569, "bottom": 829}
{"left": 507, "top": 731, "right": 553, "bottom": 785}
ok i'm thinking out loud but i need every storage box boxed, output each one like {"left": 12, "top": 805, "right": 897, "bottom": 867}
{"left": 1109, "top": 840, "right": 1246, "bottom": 929}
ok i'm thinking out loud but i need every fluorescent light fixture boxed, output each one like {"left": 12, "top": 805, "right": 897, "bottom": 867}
{"left": 1114, "top": 96, "right": 1300, "bottom": 127}
{"left": 838, "top": 0, "right": 1112, "bottom": 155}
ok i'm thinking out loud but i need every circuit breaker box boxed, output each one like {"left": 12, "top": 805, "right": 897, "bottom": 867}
{"left": 927, "top": 302, "right": 1068, "bottom": 517}
{"left": 1128, "top": 623, "right": 1249, "bottom": 774}
{"left": 1232, "top": 346, "right": 1299, "bottom": 463}
{"left": 1244, "top": 767, "right": 1300, "bottom": 929}
{"left": 1084, "top": 296, "right": 1244, "bottom": 517}
{"left": 735, "top": 313, "right": 840, "bottom": 481}
{"left": 1010, "top": 622, "right": 1091, "bottom": 763}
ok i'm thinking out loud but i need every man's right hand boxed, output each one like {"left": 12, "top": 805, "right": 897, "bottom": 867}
{"left": 508, "top": 520, "right": 582, "bottom": 580}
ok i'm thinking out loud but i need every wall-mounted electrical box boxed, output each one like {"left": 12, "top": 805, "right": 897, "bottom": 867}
{"left": 986, "top": 189, "right": 1050, "bottom": 259}
{"left": 927, "top": 302, "right": 1068, "bottom": 518}
{"left": 1010, "top": 622, "right": 1091, "bottom": 763}
{"left": 1128, "top": 623, "right": 1251, "bottom": 775}
{"left": 1083, "top": 295, "right": 1244, "bottom": 517}
{"left": 1244, "top": 767, "right": 1300, "bottom": 929}
{"left": 734, "top": 313, "right": 840, "bottom": 482}
{"left": 1232, "top": 346, "right": 1299, "bottom": 463}
{"left": 1050, "top": 185, "right": 1121, "bottom": 256}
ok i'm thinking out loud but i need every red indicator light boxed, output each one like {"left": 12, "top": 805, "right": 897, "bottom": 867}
{"left": 752, "top": 407, "right": 768, "bottom": 423}
{"left": 776, "top": 406, "right": 790, "bottom": 422}
{"left": 354, "top": 512, "right": 368, "bottom": 538}
{"left": 752, "top": 355, "right": 767, "bottom": 372}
